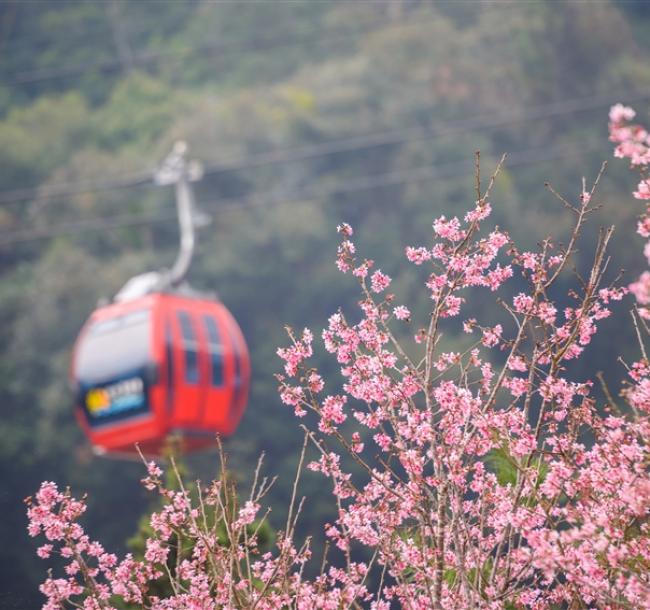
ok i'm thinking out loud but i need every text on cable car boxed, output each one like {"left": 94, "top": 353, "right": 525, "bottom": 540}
{"left": 86, "top": 377, "right": 145, "bottom": 418}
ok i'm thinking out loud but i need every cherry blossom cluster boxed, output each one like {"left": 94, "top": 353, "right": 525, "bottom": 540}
{"left": 609, "top": 103, "right": 650, "bottom": 319}
{"left": 27, "top": 457, "right": 371, "bottom": 610}
{"left": 275, "top": 154, "right": 649, "bottom": 608}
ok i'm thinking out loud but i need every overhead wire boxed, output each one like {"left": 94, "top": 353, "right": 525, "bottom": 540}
{"left": 199, "top": 88, "right": 650, "bottom": 175}
{"left": 0, "top": 139, "right": 607, "bottom": 248}
{"left": 0, "top": 87, "right": 646, "bottom": 206}
{"left": 0, "top": 171, "right": 152, "bottom": 206}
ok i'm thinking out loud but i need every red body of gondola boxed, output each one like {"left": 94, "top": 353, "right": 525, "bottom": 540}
{"left": 70, "top": 292, "right": 250, "bottom": 456}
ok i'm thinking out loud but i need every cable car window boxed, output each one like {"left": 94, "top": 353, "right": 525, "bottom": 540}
{"left": 178, "top": 311, "right": 194, "bottom": 341}
{"left": 203, "top": 315, "right": 224, "bottom": 387}
{"left": 225, "top": 323, "right": 242, "bottom": 388}
{"left": 185, "top": 350, "right": 199, "bottom": 384}
{"left": 233, "top": 348, "right": 241, "bottom": 386}
{"left": 76, "top": 310, "right": 151, "bottom": 385}
{"left": 204, "top": 315, "right": 220, "bottom": 344}
{"left": 227, "top": 323, "right": 244, "bottom": 410}
{"left": 177, "top": 311, "right": 199, "bottom": 384}
{"left": 165, "top": 322, "right": 174, "bottom": 412}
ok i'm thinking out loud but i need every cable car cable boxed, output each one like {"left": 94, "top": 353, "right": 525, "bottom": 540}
{"left": 0, "top": 171, "right": 152, "bottom": 206}
{"left": 0, "top": 87, "right": 644, "bottom": 207}
{"left": 0, "top": 139, "right": 606, "bottom": 247}
{"left": 198, "top": 89, "right": 649, "bottom": 176}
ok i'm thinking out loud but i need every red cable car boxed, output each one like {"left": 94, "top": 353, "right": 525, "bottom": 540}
{"left": 70, "top": 143, "right": 250, "bottom": 457}
{"left": 71, "top": 292, "right": 250, "bottom": 456}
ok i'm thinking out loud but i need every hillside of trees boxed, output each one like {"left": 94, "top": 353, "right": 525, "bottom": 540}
{"left": 3, "top": 1, "right": 650, "bottom": 606}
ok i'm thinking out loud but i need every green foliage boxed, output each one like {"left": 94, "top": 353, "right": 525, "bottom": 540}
{"left": 3, "top": 1, "right": 650, "bottom": 604}
{"left": 94, "top": 73, "right": 180, "bottom": 153}
{"left": 485, "top": 447, "right": 519, "bottom": 488}
{"left": 0, "top": 92, "right": 90, "bottom": 186}
{"left": 485, "top": 447, "right": 549, "bottom": 507}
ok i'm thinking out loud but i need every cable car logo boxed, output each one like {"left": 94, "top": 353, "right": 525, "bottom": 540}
{"left": 85, "top": 377, "right": 145, "bottom": 418}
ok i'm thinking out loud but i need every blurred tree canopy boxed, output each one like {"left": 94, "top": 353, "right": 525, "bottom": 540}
{"left": 2, "top": 1, "right": 650, "bottom": 606}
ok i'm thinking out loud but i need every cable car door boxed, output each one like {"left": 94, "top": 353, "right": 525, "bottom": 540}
{"left": 170, "top": 308, "right": 203, "bottom": 428}
{"left": 200, "top": 311, "right": 231, "bottom": 431}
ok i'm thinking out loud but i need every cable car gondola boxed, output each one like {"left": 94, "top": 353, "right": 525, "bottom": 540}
{"left": 70, "top": 143, "right": 250, "bottom": 457}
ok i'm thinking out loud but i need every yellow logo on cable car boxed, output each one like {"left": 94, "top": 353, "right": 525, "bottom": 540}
{"left": 85, "top": 377, "right": 145, "bottom": 418}
{"left": 86, "top": 388, "right": 111, "bottom": 414}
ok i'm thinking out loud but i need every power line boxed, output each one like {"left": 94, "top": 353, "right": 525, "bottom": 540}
{"left": 0, "top": 139, "right": 607, "bottom": 248}
{"left": 200, "top": 89, "right": 650, "bottom": 175}
{"left": 0, "top": 88, "right": 646, "bottom": 207}
{"left": 0, "top": 171, "right": 152, "bottom": 206}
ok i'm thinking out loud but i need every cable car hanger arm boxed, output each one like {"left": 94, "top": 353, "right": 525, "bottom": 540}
{"left": 115, "top": 142, "right": 206, "bottom": 302}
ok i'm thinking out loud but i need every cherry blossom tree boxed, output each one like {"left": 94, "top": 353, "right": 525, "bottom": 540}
{"left": 27, "top": 113, "right": 650, "bottom": 609}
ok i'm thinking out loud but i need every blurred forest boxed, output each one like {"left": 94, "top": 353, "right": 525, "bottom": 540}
{"left": 2, "top": 1, "right": 650, "bottom": 607}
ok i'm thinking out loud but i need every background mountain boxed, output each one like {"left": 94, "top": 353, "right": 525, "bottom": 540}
{"left": 2, "top": 1, "right": 650, "bottom": 606}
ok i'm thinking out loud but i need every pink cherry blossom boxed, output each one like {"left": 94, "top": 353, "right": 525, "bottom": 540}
{"left": 370, "top": 269, "right": 391, "bottom": 293}
{"left": 393, "top": 305, "right": 410, "bottom": 320}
